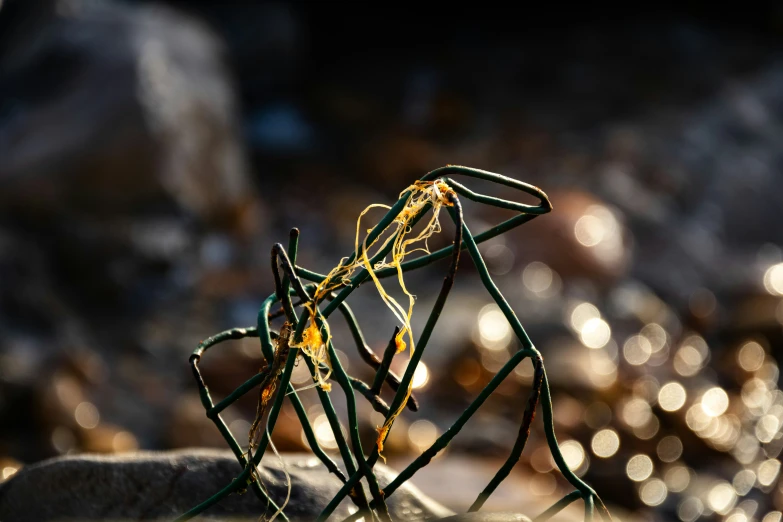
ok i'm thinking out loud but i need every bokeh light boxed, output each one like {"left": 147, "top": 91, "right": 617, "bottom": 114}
{"left": 408, "top": 420, "right": 438, "bottom": 452}
{"left": 522, "top": 261, "right": 556, "bottom": 296}
{"left": 623, "top": 335, "right": 652, "bottom": 365}
{"left": 640, "top": 478, "right": 668, "bottom": 506}
{"left": 622, "top": 398, "right": 652, "bottom": 428}
{"left": 742, "top": 378, "right": 772, "bottom": 411}
{"left": 755, "top": 414, "right": 780, "bottom": 443}
{"left": 626, "top": 454, "right": 653, "bottom": 482}
{"left": 228, "top": 419, "right": 251, "bottom": 441}
{"left": 701, "top": 387, "right": 730, "bottom": 417}
{"left": 707, "top": 481, "right": 737, "bottom": 515}
{"left": 591, "top": 429, "right": 620, "bottom": 458}
{"left": 733, "top": 469, "right": 756, "bottom": 496}
{"left": 553, "top": 396, "right": 585, "bottom": 429}
{"left": 587, "top": 349, "right": 618, "bottom": 388}
{"left": 584, "top": 402, "right": 612, "bottom": 429}
{"left": 558, "top": 440, "right": 587, "bottom": 475}
{"left": 757, "top": 459, "right": 781, "bottom": 487}
{"left": 633, "top": 415, "right": 660, "bottom": 440}
{"left": 112, "top": 431, "right": 138, "bottom": 452}
{"left": 51, "top": 426, "right": 75, "bottom": 454}
{"left": 481, "top": 347, "right": 509, "bottom": 373}
{"left": 685, "top": 403, "right": 711, "bottom": 432}
{"left": 732, "top": 432, "right": 761, "bottom": 465}
{"left": 738, "top": 341, "right": 766, "bottom": 372}
{"left": 633, "top": 375, "right": 661, "bottom": 403}
{"left": 758, "top": 362, "right": 780, "bottom": 386}
{"left": 573, "top": 205, "right": 623, "bottom": 265}
{"left": 580, "top": 317, "right": 611, "bottom": 349}
{"left": 291, "top": 360, "right": 313, "bottom": 384}
{"left": 575, "top": 214, "right": 606, "bottom": 247}
{"left": 530, "top": 445, "right": 554, "bottom": 473}
{"left": 665, "top": 465, "right": 692, "bottom": 493}
{"left": 313, "top": 414, "right": 338, "bottom": 451}
{"left": 484, "top": 244, "right": 515, "bottom": 275}
{"left": 763, "top": 263, "right": 783, "bottom": 296}
{"left": 673, "top": 336, "right": 709, "bottom": 377}
{"left": 641, "top": 323, "right": 668, "bottom": 353}
{"left": 74, "top": 402, "right": 100, "bottom": 430}
{"left": 677, "top": 497, "right": 704, "bottom": 522}
{"left": 477, "top": 304, "right": 512, "bottom": 350}
{"left": 658, "top": 382, "right": 687, "bottom": 412}
{"left": 657, "top": 435, "right": 683, "bottom": 462}
{"left": 570, "top": 302, "right": 601, "bottom": 331}
{"left": 411, "top": 362, "right": 430, "bottom": 389}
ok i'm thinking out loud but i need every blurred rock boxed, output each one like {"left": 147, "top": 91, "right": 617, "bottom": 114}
{"left": 0, "top": 449, "right": 454, "bottom": 521}
{"left": 0, "top": 0, "right": 265, "bottom": 319}
{"left": 0, "top": 0, "right": 258, "bottom": 230}
{"left": 0, "top": 0, "right": 269, "bottom": 464}
{"left": 439, "top": 514, "right": 530, "bottom": 522}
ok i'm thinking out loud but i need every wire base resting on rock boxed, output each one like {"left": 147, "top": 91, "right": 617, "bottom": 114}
{"left": 180, "top": 166, "right": 613, "bottom": 522}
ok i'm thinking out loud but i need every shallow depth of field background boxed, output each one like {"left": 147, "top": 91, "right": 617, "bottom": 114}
{"left": 2, "top": 2, "right": 783, "bottom": 521}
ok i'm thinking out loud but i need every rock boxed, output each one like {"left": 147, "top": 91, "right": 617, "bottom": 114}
{"left": 0, "top": 0, "right": 257, "bottom": 230}
{"left": 0, "top": 0, "right": 266, "bottom": 328}
{"left": 0, "top": 1, "right": 269, "bottom": 466}
{"left": 438, "top": 514, "right": 531, "bottom": 522}
{"left": 0, "top": 449, "right": 454, "bottom": 521}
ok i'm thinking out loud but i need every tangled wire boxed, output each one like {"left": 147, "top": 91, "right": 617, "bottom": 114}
{"left": 181, "top": 166, "right": 613, "bottom": 522}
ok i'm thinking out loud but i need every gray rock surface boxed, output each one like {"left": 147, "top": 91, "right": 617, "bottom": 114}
{"left": 0, "top": 449, "right": 454, "bottom": 521}
{"left": 438, "top": 514, "right": 531, "bottom": 522}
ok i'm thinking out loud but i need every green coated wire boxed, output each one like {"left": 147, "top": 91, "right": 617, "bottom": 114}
{"left": 532, "top": 490, "right": 582, "bottom": 521}
{"left": 177, "top": 166, "right": 613, "bottom": 522}
{"left": 188, "top": 329, "right": 283, "bottom": 515}
{"left": 271, "top": 241, "right": 373, "bottom": 514}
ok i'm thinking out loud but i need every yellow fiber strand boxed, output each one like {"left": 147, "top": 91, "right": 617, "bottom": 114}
{"left": 289, "top": 304, "right": 332, "bottom": 392}
{"left": 297, "top": 179, "right": 454, "bottom": 458}
{"left": 266, "top": 422, "right": 291, "bottom": 522}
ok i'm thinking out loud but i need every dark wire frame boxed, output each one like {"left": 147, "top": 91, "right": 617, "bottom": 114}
{"left": 178, "top": 166, "right": 613, "bottom": 522}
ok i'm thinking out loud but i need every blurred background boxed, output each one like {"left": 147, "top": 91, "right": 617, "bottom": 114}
{"left": 1, "top": 1, "right": 783, "bottom": 520}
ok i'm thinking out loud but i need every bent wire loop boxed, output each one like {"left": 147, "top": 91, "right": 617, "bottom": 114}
{"left": 178, "top": 166, "right": 613, "bottom": 522}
